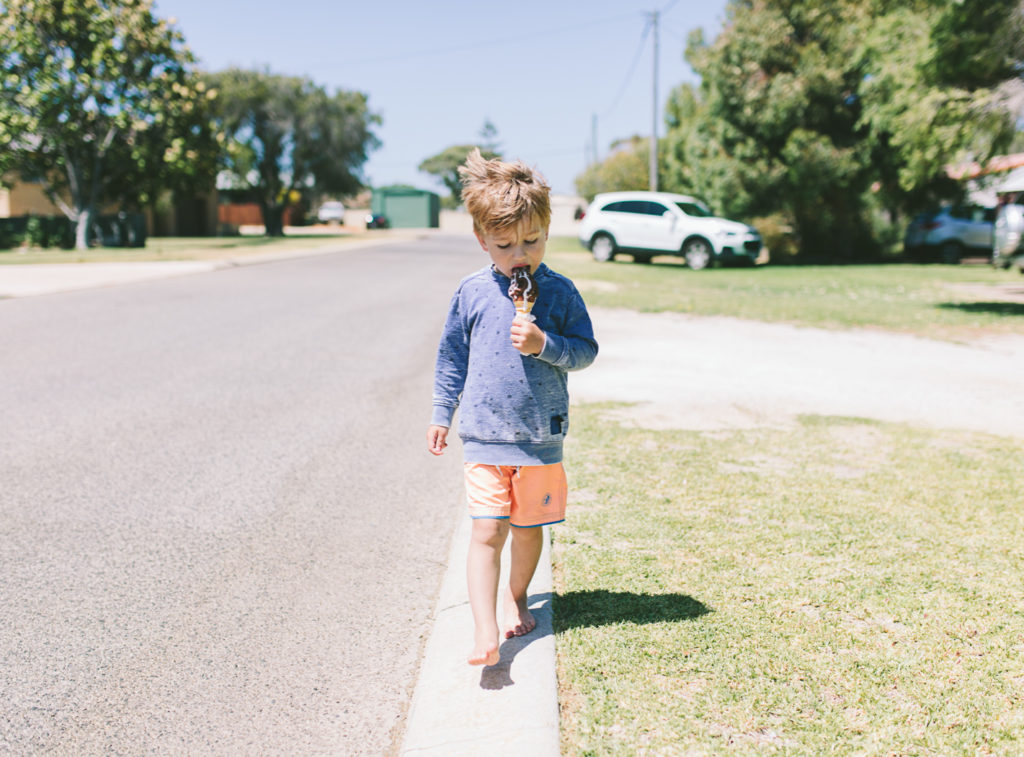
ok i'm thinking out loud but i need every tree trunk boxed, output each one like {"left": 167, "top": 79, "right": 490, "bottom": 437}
{"left": 74, "top": 208, "right": 93, "bottom": 250}
{"left": 262, "top": 204, "right": 285, "bottom": 237}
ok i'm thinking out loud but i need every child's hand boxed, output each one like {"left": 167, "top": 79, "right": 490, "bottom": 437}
{"left": 511, "top": 315, "right": 545, "bottom": 356}
{"left": 427, "top": 425, "right": 449, "bottom": 456}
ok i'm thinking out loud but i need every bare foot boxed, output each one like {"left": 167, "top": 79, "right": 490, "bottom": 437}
{"left": 503, "top": 595, "right": 537, "bottom": 639}
{"left": 468, "top": 629, "right": 500, "bottom": 666}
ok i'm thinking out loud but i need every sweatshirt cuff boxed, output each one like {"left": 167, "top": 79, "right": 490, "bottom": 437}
{"left": 535, "top": 331, "right": 561, "bottom": 364}
{"left": 431, "top": 404, "right": 456, "bottom": 427}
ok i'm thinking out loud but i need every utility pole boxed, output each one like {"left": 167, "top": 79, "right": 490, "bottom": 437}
{"left": 649, "top": 9, "right": 659, "bottom": 192}
{"left": 592, "top": 113, "right": 599, "bottom": 165}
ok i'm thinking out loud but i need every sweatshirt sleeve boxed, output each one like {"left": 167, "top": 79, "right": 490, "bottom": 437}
{"left": 534, "top": 289, "right": 598, "bottom": 372}
{"left": 431, "top": 289, "right": 470, "bottom": 427}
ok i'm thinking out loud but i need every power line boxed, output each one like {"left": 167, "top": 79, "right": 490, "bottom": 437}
{"left": 601, "top": 15, "right": 653, "bottom": 118}
{"left": 316, "top": 12, "right": 641, "bottom": 68}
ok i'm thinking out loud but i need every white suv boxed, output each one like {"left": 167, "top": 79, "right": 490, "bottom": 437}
{"left": 577, "top": 191, "right": 763, "bottom": 269}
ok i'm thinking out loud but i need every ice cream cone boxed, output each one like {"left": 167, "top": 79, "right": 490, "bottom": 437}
{"left": 509, "top": 267, "right": 538, "bottom": 319}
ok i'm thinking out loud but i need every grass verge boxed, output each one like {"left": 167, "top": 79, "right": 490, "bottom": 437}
{"left": 546, "top": 238, "right": 1024, "bottom": 340}
{"left": 555, "top": 406, "right": 1024, "bottom": 755}
{"left": 0, "top": 231, "right": 384, "bottom": 265}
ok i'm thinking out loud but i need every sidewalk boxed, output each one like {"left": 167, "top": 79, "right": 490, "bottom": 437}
{"left": 0, "top": 235, "right": 413, "bottom": 298}
{"left": 0, "top": 238, "right": 563, "bottom": 755}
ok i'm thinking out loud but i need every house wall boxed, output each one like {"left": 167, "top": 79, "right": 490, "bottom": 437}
{"left": 0, "top": 181, "right": 64, "bottom": 217}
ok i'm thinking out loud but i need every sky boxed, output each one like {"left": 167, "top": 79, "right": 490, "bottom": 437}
{"left": 153, "top": 0, "right": 731, "bottom": 197}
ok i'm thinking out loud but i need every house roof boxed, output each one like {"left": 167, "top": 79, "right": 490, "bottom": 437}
{"left": 947, "top": 153, "right": 1024, "bottom": 180}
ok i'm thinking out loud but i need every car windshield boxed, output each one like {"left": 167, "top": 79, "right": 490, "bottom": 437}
{"left": 675, "top": 201, "right": 712, "bottom": 217}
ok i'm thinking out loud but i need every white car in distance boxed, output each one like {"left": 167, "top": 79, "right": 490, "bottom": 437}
{"left": 316, "top": 201, "right": 346, "bottom": 225}
{"left": 577, "top": 191, "right": 763, "bottom": 269}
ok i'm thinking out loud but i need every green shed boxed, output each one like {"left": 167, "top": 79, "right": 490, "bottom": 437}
{"left": 371, "top": 188, "right": 440, "bottom": 229}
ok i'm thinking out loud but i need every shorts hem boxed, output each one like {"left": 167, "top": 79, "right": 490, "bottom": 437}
{"left": 510, "top": 518, "right": 565, "bottom": 529}
{"left": 470, "top": 515, "right": 510, "bottom": 520}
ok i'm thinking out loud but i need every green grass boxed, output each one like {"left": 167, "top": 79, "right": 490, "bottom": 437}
{"left": 555, "top": 406, "right": 1024, "bottom": 755}
{"left": 0, "top": 231, "right": 378, "bottom": 265}
{"left": 546, "top": 237, "right": 1024, "bottom": 340}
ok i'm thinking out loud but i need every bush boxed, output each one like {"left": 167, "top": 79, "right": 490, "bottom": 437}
{"left": 0, "top": 217, "right": 26, "bottom": 250}
{"left": 749, "top": 213, "right": 800, "bottom": 263}
{"left": 0, "top": 214, "right": 144, "bottom": 250}
{"left": 0, "top": 215, "right": 75, "bottom": 250}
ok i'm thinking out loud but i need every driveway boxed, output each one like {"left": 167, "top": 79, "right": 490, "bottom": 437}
{"left": 574, "top": 308, "right": 1024, "bottom": 439}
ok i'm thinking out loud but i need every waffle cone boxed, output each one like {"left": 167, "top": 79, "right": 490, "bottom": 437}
{"left": 515, "top": 298, "right": 535, "bottom": 315}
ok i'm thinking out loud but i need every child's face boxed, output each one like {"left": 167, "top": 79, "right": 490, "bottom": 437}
{"left": 474, "top": 218, "right": 548, "bottom": 277}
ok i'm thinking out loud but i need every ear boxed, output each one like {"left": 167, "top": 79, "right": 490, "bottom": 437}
{"left": 474, "top": 230, "right": 489, "bottom": 252}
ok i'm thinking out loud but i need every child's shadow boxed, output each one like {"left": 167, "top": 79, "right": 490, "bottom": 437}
{"left": 480, "top": 589, "right": 710, "bottom": 690}
{"left": 553, "top": 589, "right": 711, "bottom": 631}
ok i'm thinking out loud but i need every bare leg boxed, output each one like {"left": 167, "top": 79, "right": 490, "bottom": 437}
{"left": 503, "top": 526, "right": 543, "bottom": 638}
{"left": 466, "top": 518, "right": 509, "bottom": 666}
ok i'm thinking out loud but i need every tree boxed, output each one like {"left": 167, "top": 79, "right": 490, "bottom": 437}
{"left": 854, "top": 0, "right": 1021, "bottom": 216}
{"left": 574, "top": 136, "right": 652, "bottom": 201}
{"left": 206, "top": 68, "right": 380, "bottom": 236}
{"left": 418, "top": 122, "right": 502, "bottom": 208}
{"left": 0, "top": 0, "right": 218, "bottom": 249}
{"left": 672, "top": 0, "right": 1021, "bottom": 259}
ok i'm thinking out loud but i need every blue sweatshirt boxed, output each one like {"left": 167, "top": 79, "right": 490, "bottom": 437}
{"left": 431, "top": 263, "right": 598, "bottom": 466}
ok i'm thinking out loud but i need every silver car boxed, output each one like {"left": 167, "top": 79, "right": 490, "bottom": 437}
{"left": 992, "top": 203, "right": 1024, "bottom": 273}
{"left": 903, "top": 204, "right": 995, "bottom": 263}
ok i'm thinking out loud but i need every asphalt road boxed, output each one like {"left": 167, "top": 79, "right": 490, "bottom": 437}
{"left": 0, "top": 235, "right": 479, "bottom": 755}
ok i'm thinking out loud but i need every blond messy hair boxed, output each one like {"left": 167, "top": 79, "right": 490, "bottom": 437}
{"left": 458, "top": 148, "right": 551, "bottom": 234}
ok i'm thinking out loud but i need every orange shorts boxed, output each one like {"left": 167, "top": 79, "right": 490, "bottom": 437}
{"left": 464, "top": 463, "right": 567, "bottom": 528}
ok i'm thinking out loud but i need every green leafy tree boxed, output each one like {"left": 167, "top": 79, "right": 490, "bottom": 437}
{"left": 0, "top": 0, "right": 218, "bottom": 249}
{"left": 673, "top": 0, "right": 1021, "bottom": 259}
{"left": 574, "top": 136, "right": 652, "bottom": 201}
{"left": 206, "top": 68, "right": 380, "bottom": 236}
{"left": 418, "top": 123, "right": 502, "bottom": 208}
{"left": 855, "top": 0, "right": 1021, "bottom": 216}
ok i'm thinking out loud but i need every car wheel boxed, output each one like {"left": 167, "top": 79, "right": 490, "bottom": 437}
{"left": 938, "top": 241, "right": 962, "bottom": 264}
{"left": 683, "top": 238, "right": 712, "bottom": 270}
{"left": 633, "top": 253, "right": 652, "bottom": 264}
{"left": 591, "top": 233, "right": 616, "bottom": 262}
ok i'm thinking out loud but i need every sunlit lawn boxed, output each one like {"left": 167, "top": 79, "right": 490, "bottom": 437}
{"left": 546, "top": 237, "right": 1024, "bottom": 340}
{"left": 555, "top": 407, "right": 1024, "bottom": 755}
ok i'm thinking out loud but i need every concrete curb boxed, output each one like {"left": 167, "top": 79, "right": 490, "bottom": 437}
{"left": 401, "top": 512, "right": 560, "bottom": 756}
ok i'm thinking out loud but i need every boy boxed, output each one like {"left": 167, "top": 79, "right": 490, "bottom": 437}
{"left": 427, "top": 150, "right": 598, "bottom": 666}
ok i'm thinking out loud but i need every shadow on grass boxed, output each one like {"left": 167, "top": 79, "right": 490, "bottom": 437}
{"left": 937, "top": 301, "right": 1024, "bottom": 317}
{"left": 479, "top": 590, "right": 711, "bottom": 689}
{"left": 552, "top": 589, "right": 711, "bottom": 632}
